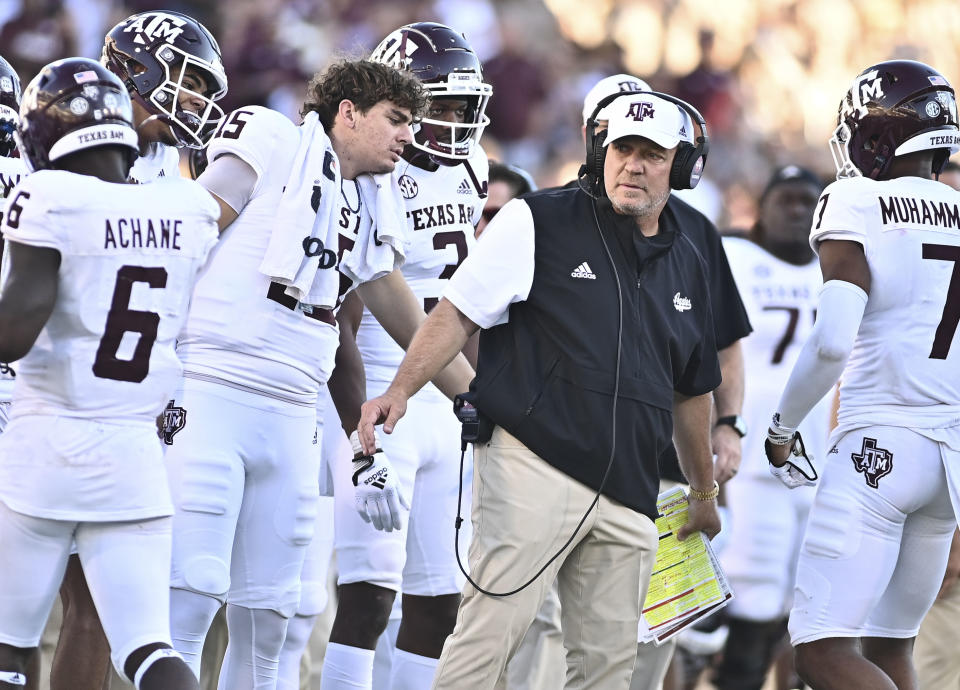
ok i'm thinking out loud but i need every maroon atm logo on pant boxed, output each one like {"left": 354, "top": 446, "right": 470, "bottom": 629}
{"left": 851, "top": 437, "right": 893, "bottom": 489}
{"left": 159, "top": 399, "right": 186, "bottom": 446}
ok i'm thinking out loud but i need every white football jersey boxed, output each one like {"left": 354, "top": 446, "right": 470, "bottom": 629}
{"left": 177, "top": 106, "right": 373, "bottom": 405}
{"left": 129, "top": 141, "right": 181, "bottom": 184}
{"left": 724, "top": 237, "right": 830, "bottom": 474}
{"left": 0, "top": 155, "right": 27, "bottom": 402}
{"left": 812, "top": 176, "right": 960, "bottom": 428}
{"left": 356, "top": 148, "right": 487, "bottom": 390}
{"left": 0, "top": 169, "right": 219, "bottom": 420}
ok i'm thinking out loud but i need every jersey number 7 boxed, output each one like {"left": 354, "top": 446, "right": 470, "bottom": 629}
{"left": 92, "top": 265, "right": 167, "bottom": 382}
{"left": 923, "top": 243, "right": 960, "bottom": 359}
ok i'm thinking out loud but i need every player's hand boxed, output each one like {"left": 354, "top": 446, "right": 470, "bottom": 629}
{"left": 349, "top": 430, "right": 409, "bottom": 532}
{"left": 677, "top": 493, "right": 721, "bottom": 542}
{"left": 712, "top": 424, "right": 742, "bottom": 484}
{"left": 358, "top": 389, "right": 408, "bottom": 454}
{"left": 765, "top": 429, "right": 818, "bottom": 488}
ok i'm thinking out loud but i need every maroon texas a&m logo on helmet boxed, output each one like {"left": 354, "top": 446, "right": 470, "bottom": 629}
{"left": 830, "top": 60, "right": 960, "bottom": 180}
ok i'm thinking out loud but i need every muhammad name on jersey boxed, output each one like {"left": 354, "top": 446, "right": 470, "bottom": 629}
{"left": 103, "top": 216, "right": 186, "bottom": 250}
{"left": 879, "top": 195, "right": 960, "bottom": 228}
{"left": 407, "top": 203, "right": 476, "bottom": 231}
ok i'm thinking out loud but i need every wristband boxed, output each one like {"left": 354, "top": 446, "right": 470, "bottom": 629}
{"left": 688, "top": 481, "right": 719, "bottom": 501}
{"left": 767, "top": 413, "right": 796, "bottom": 446}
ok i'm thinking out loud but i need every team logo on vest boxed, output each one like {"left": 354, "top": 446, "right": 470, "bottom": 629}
{"left": 627, "top": 101, "right": 655, "bottom": 121}
{"left": 673, "top": 292, "right": 692, "bottom": 312}
{"left": 398, "top": 174, "right": 419, "bottom": 199}
{"left": 123, "top": 12, "right": 187, "bottom": 45}
{"left": 159, "top": 399, "right": 186, "bottom": 445}
{"left": 851, "top": 436, "right": 893, "bottom": 488}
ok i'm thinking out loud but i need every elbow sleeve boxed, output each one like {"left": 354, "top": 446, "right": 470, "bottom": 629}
{"left": 810, "top": 280, "right": 867, "bottom": 362}
{"left": 773, "top": 280, "right": 867, "bottom": 430}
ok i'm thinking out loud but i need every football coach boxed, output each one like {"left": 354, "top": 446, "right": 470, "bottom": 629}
{"left": 358, "top": 92, "right": 722, "bottom": 689}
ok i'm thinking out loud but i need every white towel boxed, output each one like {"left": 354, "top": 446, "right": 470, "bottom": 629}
{"left": 340, "top": 172, "right": 407, "bottom": 285}
{"left": 258, "top": 111, "right": 342, "bottom": 308}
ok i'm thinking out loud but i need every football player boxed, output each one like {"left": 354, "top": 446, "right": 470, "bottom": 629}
{"left": 47, "top": 14, "right": 229, "bottom": 690}
{"left": 319, "top": 22, "right": 492, "bottom": 690}
{"left": 714, "top": 165, "right": 828, "bottom": 690}
{"left": 0, "top": 57, "right": 220, "bottom": 690}
{"left": 164, "top": 58, "right": 473, "bottom": 688}
{"left": 765, "top": 59, "right": 960, "bottom": 690}
{"left": 102, "top": 10, "right": 228, "bottom": 181}
{"left": 0, "top": 54, "right": 25, "bottom": 430}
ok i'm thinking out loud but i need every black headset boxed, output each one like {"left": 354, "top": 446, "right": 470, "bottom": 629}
{"left": 581, "top": 90, "right": 710, "bottom": 193}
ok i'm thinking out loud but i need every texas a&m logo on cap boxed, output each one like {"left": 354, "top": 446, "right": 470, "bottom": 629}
{"left": 627, "top": 101, "right": 655, "bottom": 121}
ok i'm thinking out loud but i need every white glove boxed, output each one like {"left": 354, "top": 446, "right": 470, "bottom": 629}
{"left": 349, "top": 430, "right": 409, "bottom": 532}
{"left": 765, "top": 427, "right": 818, "bottom": 489}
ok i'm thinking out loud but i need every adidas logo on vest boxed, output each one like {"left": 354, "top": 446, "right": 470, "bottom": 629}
{"left": 571, "top": 262, "right": 597, "bottom": 279}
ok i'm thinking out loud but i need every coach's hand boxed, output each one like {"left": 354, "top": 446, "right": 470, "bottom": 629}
{"left": 677, "top": 491, "right": 721, "bottom": 542}
{"left": 349, "top": 430, "right": 409, "bottom": 531}
{"left": 358, "top": 389, "right": 409, "bottom": 454}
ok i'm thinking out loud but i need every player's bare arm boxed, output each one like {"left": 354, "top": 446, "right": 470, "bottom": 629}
{"left": 673, "top": 391, "right": 722, "bottom": 541}
{"left": 356, "top": 269, "right": 475, "bottom": 400}
{"left": 358, "top": 297, "right": 478, "bottom": 454}
{"left": 712, "top": 340, "right": 745, "bottom": 484}
{"left": 0, "top": 242, "right": 60, "bottom": 362}
{"left": 328, "top": 291, "right": 367, "bottom": 436}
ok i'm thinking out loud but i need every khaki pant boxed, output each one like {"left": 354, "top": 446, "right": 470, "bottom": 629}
{"left": 915, "top": 581, "right": 960, "bottom": 689}
{"left": 432, "top": 428, "right": 659, "bottom": 690}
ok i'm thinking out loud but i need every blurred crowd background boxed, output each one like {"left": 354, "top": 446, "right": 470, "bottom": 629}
{"left": 3, "top": 0, "right": 960, "bottom": 228}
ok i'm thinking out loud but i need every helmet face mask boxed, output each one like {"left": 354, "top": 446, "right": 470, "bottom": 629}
{"left": 830, "top": 60, "right": 960, "bottom": 180}
{"left": 102, "top": 11, "right": 227, "bottom": 149}
{"left": 371, "top": 23, "right": 491, "bottom": 165}
{"left": 0, "top": 55, "right": 20, "bottom": 157}
{"left": 15, "top": 58, "right": 138, "bottom": 173}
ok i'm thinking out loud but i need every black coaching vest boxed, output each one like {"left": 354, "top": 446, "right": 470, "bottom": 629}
{"left": 471, "top": 186, "right": 720, "bottom": 518}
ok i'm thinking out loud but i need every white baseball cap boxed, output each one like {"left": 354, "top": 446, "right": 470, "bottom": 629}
{"left": 582, "top": 74, "right": 651, "bottom": 125}
{"left": 602, "top": 94, "right": 688, "bottom": 150}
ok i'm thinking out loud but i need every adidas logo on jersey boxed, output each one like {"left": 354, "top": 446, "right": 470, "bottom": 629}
{"left": 457, "top": 179, "right": 473, "bottom": 195}
{"left": 673, "top": 292, "right": 692, "bottom": 312}
{"left": 571, "top": 262, "right": 596, "bottom": 279}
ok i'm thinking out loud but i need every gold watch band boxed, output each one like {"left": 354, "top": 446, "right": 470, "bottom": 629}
{"left": 688, "top": 481, "right": 719, "bottom": 501}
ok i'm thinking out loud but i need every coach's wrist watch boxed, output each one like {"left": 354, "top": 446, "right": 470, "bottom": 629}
{"left": 715, "top": 415, "right": 748, "bottom": 438}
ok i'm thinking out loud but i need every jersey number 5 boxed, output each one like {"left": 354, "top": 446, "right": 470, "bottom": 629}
{"left": 92, "top": 265, "right": 168, "bottom": 382}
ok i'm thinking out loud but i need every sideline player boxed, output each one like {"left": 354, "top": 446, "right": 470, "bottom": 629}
{"left": 766, "top": 59, "right": 960, "bottom": 690}
{"left": 103, "top": 10, "right": 228, "bottom": 181}
{"left": 715, "top": 166, "right": 828, "bottom": 690}
{"left": 165, "top": 58, "right": 473, "bottom": 688}
{"left": 321, "top": 22, "right": 492, "bottom": 690}
{"left": 0, "top": 57, "right": 219, "bottom": 690}
{"left": 0, "top": 54, "right": 25, "bottom": 429}
{"left": 48, "top": 13, "right": 230, "bottom": 690}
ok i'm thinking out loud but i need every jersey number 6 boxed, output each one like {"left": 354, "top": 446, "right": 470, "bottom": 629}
{"left": 92, "top": 265, "right": 167, "bottom": 383}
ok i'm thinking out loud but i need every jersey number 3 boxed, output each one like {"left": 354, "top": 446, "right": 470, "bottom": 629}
{"left": 93, "top": 265, "right": 167, "bottom": 382}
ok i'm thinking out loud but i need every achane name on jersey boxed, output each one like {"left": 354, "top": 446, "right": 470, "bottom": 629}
{"left": 104, "top": 216, "right": 185, "bottom": 250}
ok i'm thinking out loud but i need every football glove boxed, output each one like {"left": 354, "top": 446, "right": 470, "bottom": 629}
{"left": 765, "top": 427, "right": 818, "bottom": 489}
{"left": 349, "top": 430, "right": 409, "bottom": 532}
